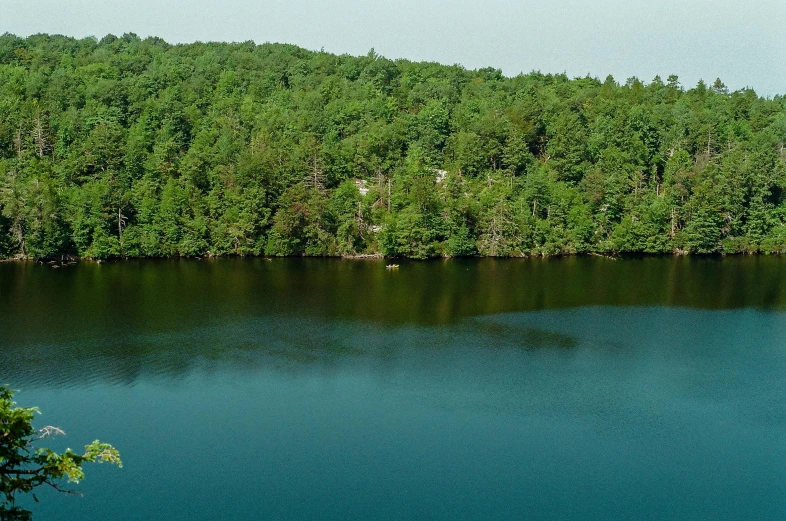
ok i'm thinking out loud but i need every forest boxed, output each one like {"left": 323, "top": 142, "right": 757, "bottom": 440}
{"left": 1, "top": 33, "right": 785, "bottom": 259}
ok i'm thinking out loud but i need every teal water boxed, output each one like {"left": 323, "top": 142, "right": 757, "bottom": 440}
{"left": 1, "top": 257, "right": 785, "bottom": 520}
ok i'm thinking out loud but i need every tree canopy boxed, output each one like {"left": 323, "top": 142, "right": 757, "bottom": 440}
{"left": 0, "top": 385, "right": 121, "bottom": 520}
{"left": 0, "top": 34, "right": 785, "bottom": 259}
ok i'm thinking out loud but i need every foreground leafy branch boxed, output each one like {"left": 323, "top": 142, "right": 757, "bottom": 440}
{"left": 0, "top": 386, "right": 121, "bottom": 520}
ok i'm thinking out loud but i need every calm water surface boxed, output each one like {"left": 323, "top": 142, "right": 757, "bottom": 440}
{"left": 1, "top": 257, "right": 785, "bottom": 520}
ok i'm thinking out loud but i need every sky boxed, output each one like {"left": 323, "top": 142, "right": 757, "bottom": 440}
{"left": 3, "top": 0, "right": 785, "bottom": 96}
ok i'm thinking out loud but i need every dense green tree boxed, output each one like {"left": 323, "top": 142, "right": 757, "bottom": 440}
{"left": 0, "top": 34, "right": 784, "bottom": 259}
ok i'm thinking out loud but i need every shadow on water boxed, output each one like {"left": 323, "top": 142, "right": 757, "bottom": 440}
{"left": 1, "top": 256, "right": 786, "bottom": 322}
{"left": 3, "top": 256, "right": 786, "bottom": 321}
{"left": 2, "top": 255, "right": 786, "bottom": 387}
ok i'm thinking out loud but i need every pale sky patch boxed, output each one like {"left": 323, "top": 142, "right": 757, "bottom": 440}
{"left": 3, "top": 0, "right": 785, "bottom": 96}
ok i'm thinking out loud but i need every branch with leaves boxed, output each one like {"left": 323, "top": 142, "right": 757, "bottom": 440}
{"left": 0, "top": 386, "right": 122, "bottom": 520}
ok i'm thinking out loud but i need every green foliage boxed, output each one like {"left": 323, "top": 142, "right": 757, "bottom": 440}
{"left": 0, "top": 386, "right": 122, "bottom": 519}
{"left": 447, "top": 224, "right": 476, "bottom": 257}
{"left": 0, "top": 34, "right": 785, "bottom": 259}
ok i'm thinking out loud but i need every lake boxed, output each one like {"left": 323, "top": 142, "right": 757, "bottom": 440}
{"left": 1, "top": 256, "right": 785, "bottom": 520}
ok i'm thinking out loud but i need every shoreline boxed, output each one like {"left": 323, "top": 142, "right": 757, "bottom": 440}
{"left": 0, "top": 250, "right": 774, "bottom": 265}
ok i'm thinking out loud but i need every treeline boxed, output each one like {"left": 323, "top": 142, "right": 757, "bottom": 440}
{"left": 1, "top": 33, "right": 785, "bottom": 259}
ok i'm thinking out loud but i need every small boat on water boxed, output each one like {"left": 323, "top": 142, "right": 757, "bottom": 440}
{"left": 386, "top": 264, "right": 400, "bottom": 269}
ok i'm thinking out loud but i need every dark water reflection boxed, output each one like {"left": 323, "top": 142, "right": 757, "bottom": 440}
{"left": 1, "top": 257, "right": 785, "bottom": 520}
{"left": 2, "top": 256, "right": 786, "bottom": 328}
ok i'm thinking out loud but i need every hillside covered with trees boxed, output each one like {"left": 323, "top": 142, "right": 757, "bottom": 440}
{"left": 1, "top": 33, "right": 785, "bottom": 259}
